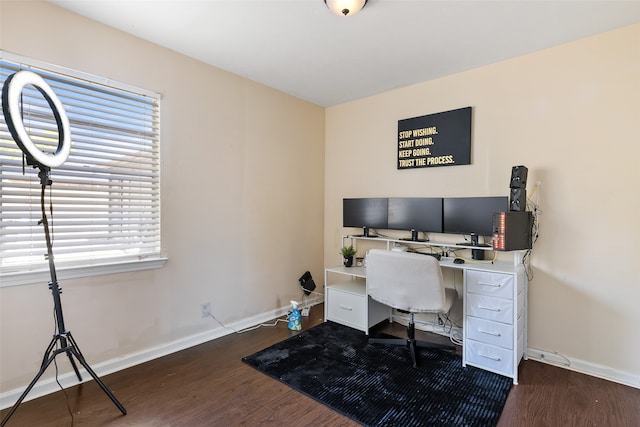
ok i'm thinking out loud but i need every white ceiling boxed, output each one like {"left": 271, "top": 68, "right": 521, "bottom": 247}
{"left": 50, "top": 0, "right": 640, "bottom": 107}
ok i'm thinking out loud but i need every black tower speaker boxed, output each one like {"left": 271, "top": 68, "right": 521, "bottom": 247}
{"left": 509, "top": 165, "right": 528, "bottom": 211}
{"left": 510, "top": 165, "right": 528, "bottom": 189}
{"left": 510, "top": 188, "right": 526, "bottom": 212}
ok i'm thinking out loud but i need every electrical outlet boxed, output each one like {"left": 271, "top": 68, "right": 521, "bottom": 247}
{"left": 200, "top": 301, "right": 211, "bottom": 318}
{"left": 301, "top": 307, "right": 310, "bottom": 317}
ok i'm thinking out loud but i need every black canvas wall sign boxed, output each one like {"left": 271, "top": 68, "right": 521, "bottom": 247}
{"left": 398, "top": 106, "right": 472, "bottom": 169}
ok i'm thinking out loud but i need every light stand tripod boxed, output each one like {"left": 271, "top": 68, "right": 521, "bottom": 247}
{"left": 0, "top": 166, "right": 127, "bottom": 426}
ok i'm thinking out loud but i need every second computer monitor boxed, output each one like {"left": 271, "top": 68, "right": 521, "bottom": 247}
{"left": 388, "top": 197, "right": 443, "bottom": 241}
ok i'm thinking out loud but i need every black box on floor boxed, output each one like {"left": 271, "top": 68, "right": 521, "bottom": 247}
{"left": 298, "top": 271, "right": 316, "bottom": 295}
{"left": 492, "top": 211, "right": 533, "bottom": 251}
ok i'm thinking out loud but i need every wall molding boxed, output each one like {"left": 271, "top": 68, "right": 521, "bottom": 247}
{"left": 527, "top": 347, "right": 639, "bottom": 389}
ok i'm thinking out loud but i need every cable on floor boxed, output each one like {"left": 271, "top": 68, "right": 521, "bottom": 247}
{"left": 208, "top": 311, "right": 289, "bottom": 334}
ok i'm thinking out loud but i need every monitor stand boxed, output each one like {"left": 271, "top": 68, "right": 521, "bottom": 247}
{"left": 353, "top": 226, "right": 378, "bottom": 238}
{"left": 400, "top": 229, "right": 427, "bottom": 242}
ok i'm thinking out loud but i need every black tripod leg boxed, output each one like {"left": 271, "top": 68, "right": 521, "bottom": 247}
{"left": 66, "top": 334, "right": 127, "bottom": 415}
{"left": 1, "top": 351, "right": 58, "bottom": 426}
{"left": 62, "top": 338, "right": 83, "bottom": 382}
{"left": 38, "top": 336, "right": 58, "bottom": 369}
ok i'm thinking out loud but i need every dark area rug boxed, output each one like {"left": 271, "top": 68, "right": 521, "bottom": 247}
{"left": 242, "top": 321, "right": 512, "bottom": 427}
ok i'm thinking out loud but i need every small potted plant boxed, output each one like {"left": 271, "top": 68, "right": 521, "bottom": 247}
{"left": 340, "top": 245, "right": 357, "bottom": 267}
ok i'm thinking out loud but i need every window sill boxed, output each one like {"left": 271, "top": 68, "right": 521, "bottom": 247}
{"left": 0, "top": 257, "right": 168, "bottom": 287}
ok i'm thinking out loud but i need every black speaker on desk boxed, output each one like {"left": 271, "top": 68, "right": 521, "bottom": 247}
{"left": 509, "top": 165, "right": 528, "bottom": 211}
{"left": 510, "top": 165, "right": 528, "bottom": 189}
{"left": 471, "top": 248, "right": 485, "bottom": 260}
{"left": 492, "top": 211, "right": 533, "bottom": 251}
{"left": 510, "top": 188, "right": 527, "bottom": 212}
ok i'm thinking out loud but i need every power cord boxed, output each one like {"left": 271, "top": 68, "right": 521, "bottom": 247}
{"left": 433, "top": 313, "right": 463, "bottom": 347}
{"left": 299, "top": 289, "right": 324, "bottom": 311}
{"left": 523, "top": 181, "right": 542, "bottom": 281}
{"left": 53, "top": 354, "right": 74, "bottom": 426}
{"left": 449, "top": 327, "right": 463, "bottom": 346}
{"left": 207, "top": 291, "right": 323, "bottom": 334}
{"left": 535, "top": 349, "right": 571, "bottom": 367}
{"left": 207, "top": 311, "right": 289, "bottom": 334}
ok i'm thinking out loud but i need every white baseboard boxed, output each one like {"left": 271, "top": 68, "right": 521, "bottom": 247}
{"left": 527, "top": 347, "right": 640, "bottom": 389}
{"left": 0, "top": 299, "right": 323, "bottom": 410}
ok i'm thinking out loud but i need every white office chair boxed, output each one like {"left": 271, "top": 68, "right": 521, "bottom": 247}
{"left": 366, "top": 249, "right": 458, "bottom": 368}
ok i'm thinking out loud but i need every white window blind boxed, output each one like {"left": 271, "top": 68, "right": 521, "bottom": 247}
{"left": 0, "top": 54, "right": 161, "bottom": 281}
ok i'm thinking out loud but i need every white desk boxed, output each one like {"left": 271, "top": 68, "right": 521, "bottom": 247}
{"left": 324, "top": 257, "right": 527, "bottom": 384}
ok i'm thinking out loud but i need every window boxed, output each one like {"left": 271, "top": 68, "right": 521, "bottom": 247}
{"left": 1, "top": 52, "right": 164, "bottom": 286}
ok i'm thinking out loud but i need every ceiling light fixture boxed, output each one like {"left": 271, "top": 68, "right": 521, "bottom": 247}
{"left": 324, "top": 0, "right": 368, "bottom": 16}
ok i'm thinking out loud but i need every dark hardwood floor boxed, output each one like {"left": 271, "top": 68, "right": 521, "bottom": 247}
{"left": 2, "top": 304, "right": 639, "bottom": 426}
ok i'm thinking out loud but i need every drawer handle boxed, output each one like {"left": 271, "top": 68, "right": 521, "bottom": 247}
{"left": 339, "top": 304, "right": 353, "bottom": 311}
{"left": 478, "top": 281, "right": 502, "bottom": 288}
{"left": 477, "top": 305, "right": 501, "bottom": 312}
{"left": 479, "top": 329, "right": 502, "bottom": 337}
{"left": 478, "top": 352, "right": 501, "bottom": 361}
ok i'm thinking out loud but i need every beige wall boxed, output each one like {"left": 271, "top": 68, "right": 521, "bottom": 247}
{"left": 0, "top": 1, "right": 325, "bottom": 392}
{"left": 325, "top": 24, "right": 640, "bottom": 383}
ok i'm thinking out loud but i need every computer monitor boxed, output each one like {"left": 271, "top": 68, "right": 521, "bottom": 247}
{"left": 343, "top": 198, "right": 388, "bottom": 237}
{"left": 443, "top": 196, "right": 508, "bottom": 243}
{"left": 387, "top": 197, "right": 443, "bottom": 241}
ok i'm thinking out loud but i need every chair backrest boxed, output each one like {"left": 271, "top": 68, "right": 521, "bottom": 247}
{"left": 366, "top": 249, "right": 447, "bottom": 313}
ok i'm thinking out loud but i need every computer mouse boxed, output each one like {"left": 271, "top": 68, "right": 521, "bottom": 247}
{"left": 453, "top": 258, "right": 465, "bottom": 264}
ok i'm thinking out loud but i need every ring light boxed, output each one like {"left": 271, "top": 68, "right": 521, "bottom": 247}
{"left": 2, "top": 70, "right": 71, "bottom": 168}
{"left": 0, "top": 71, "right": 128, "bottom": 423}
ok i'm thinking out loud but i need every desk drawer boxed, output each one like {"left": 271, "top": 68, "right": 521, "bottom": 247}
{"left": 327, "top": 287, "right": 366, "bottom": 330}
{"left": 467, "top": 270, "right": 514, "bottom": 299}
{"left": 466, "top": 293, "right": 513, "bottom": 324}
{"left": 465, "top": 340, "right": 513, "bottom": 376}
{"left": 467, "top": 317, "right": 514, "bottom": 349}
